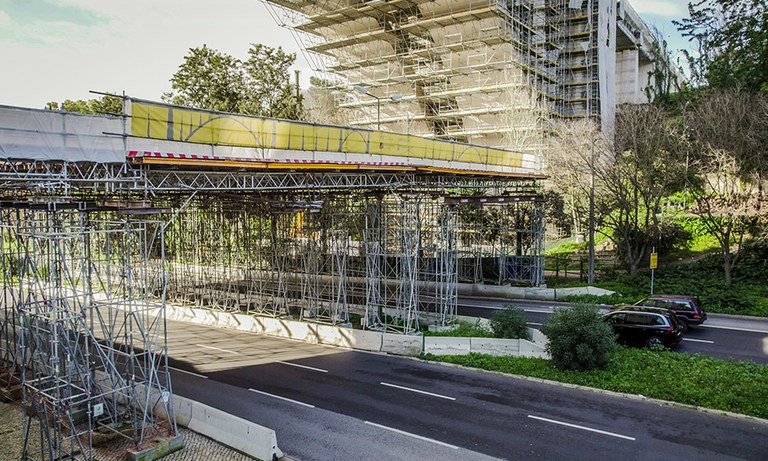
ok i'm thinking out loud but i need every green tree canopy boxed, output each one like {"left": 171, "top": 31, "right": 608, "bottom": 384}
{"left": 163, "top": 43, "right": 303, "bottom": 119}
{"left": 675, "top": 0, "right": 768, "bottom": 91}
{"left": 45, "top": 95, "right": 123, "bottom": 115}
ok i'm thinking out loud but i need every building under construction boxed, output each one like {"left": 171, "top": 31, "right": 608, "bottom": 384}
{"left": 0, "top": 97, "right": 545, "bottom": 459}
{"left": 264, "top": 0, "right": 664, "bottom": 162}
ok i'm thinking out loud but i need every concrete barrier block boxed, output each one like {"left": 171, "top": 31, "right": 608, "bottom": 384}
{"left": 528, "top": 328, "right": 549, "bottom": 347}
{"left": 346, "top": 329, "right": 382, "bottom": 352}
{"left": 261, "top": 317, "right": 282, "bottom": 336}
{"left": 524, "top": 287, "right": 555, "bottom": 300}
{"left": 469, "top": 337, "right": 520, "bottom": 356}
{"left": 172, "top": 395, "right": 283, "bottom": 461}
{"left": 315, "top": 324, "right": 344, "bottom": 346}
{"left": 233, "top": 313, "right": 255, "bottom": 333}
{"left": 381, "top": 333, "right": 423, "bottom": 356}
{"left": 518, "top": 339, "right": 549, "bottom": 358}
{"left": 424, "top": 337, "right": 471, "bottom": 356}
{"left": 278, "top": 319, "right": 310, "bottom": 341}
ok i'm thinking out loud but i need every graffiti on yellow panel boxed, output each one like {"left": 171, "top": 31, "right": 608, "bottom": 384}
{"left": 129, "top": 100, "right": 522, "bottom": 168}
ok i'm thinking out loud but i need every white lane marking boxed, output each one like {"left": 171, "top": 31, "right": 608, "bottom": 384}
{"left": 380, "top": 382, "right": 456, "bottom": 401}
{"left": 248, "top": 388, "right": 315, "bottom": 408}
{"left": 277, "top": 361, "right": 328, "bottom": 373}
{"left": 700, "top": 324, "right": 768, "bottom": 334}
{"left": 683, "top": 338, "right": 715, "bottom": 344}
{"left": 524, "top": 308, "right": 555, "bottom": 314}
{"left": 196, "top": 344, "right": 239, "bottom": 355}
{"left": 527, "top": 322, "right": 543, "bottom": 326}
{"left": 168, "top": 366, "right": 208, "bottom": 379}
{"left": 527, "top": 415, "right": 636, "bottom": 441}
{"left": 364, "top": 421, "right": 459, "bottom": 449}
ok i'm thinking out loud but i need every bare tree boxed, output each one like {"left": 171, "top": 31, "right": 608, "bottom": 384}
{"left": 598, "top": 104, "right": 689, "bottom": 276}
{"left": 545, "top": 118, "right": 606, "bottom": 238}
{"left": 686, "top": 88, "right": 768, "bottom": 285}
{"left": 303, "top": 76, "right": 348, "bottom": 125}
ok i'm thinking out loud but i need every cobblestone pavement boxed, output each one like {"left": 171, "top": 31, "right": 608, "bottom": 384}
{"left": 0, "top": 400, "right": 256, "bottom": 461}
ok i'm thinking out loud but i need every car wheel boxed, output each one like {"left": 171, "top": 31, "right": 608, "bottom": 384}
{"left": 646, "top": 336, "right": 664, "bottom": 349}
{"left": 678, "top": 319, "right": 688, "bottom": 334}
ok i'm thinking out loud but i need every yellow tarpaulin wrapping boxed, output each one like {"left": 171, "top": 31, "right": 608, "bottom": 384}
{"left": 130, "top": 100, "right": 522, "bottom": 168}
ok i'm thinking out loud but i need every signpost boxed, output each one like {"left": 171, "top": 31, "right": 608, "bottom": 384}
{"left": 650, "top": 247, "right": 658, "bottom": 294}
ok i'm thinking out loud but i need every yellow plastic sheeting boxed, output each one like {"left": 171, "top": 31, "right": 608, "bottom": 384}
{"left": 130, "top": 100, "right": 522, "bottom": 168}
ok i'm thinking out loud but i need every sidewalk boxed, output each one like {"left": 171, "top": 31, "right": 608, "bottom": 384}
{"left": 0, "top": 400, "right": 258, "bottom": 461}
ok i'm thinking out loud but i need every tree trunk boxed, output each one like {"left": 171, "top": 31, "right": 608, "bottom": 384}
{"left": 723, "top": 250, "right": 733, "bottom": 287}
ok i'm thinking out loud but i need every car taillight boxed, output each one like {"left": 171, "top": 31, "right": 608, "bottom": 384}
{"left": 693, "top": 313, "right": 700, "bottom": 319}
{"left": 666, "top": 327, "right": 674, "bottom": 332}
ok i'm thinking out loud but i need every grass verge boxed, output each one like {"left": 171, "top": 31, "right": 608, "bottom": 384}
{"left": 424, "top": 348, "right": 768, "bottom": 419}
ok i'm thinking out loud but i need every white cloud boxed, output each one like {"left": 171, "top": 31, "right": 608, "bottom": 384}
{"left": 0, "top": 1, "right": 306, "bottom": 108}
{"left": 0, "top": 10, "right": 12, "bottom": 26}
{"left": 629, "top": 0, "right": 687, "bottom": 18}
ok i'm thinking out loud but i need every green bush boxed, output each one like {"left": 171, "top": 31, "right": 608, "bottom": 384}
{"left": 490, "top": 305, "right": 529, "bottom": 339}
{"left": 423, "top": 320, "right": 493, "bottom": 338}
{"left": 541, "top": 303, "right": 616, "bottom": 371}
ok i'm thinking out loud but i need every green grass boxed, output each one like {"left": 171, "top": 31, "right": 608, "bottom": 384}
{"left": 422, "top": 320, "right": 493, "bottom": 338}
{"left": 425, "top": 348, "right": 768, "bottom": 419}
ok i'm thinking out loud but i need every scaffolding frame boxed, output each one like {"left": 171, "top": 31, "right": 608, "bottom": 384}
{"left": 0, "top": 153, "right": 545, "bottom": 459}
{"left": 0, "top": 202, "right": 177, "bottom": 461}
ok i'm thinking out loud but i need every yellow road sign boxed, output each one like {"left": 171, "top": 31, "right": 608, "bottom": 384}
{"left": 650, "top": 252, "right": 658, "bottom": 269}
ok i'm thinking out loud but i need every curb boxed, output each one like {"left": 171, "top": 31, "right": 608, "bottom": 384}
{"left": 417, "top": 356, "right": 768, "bottom": 427}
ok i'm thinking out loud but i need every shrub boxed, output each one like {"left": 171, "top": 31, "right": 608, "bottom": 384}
{"left": 490, "top": 305, "right": 529, "bottom": 339}
{"left": 541, "top": 303, "right": 616, "bottom": 371}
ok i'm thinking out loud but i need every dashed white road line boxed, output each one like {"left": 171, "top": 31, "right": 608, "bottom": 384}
{"left": 196, "top": 344, "right": 239, "bottom": 355}
{"left": 168, "top": 366, "right": 208, "bottom": 379}
{"left": 277, "top": 361, "right": 328, "bottom": 373}
{"left": 364, "top": 421, "right": 459, "bottom": 449}
{"left": 527, "top": 415, "right": 636, "bottom": 441}
{"left": 527, "top": 322, "right": 543, "bottom": 326}
{"left": 248, "top": 388, "right": 315, "bottom": 408}
{"left": 683, "top": 338, "right": 715, "bottom": 344}
{"left": 380, "top": 382, "right": 456, "bottom": 401}
{"left": 701, "top": 324, "right": 768, "bottom": 334}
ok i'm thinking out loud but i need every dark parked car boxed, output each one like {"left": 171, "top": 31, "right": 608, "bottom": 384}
{"left": 631, "top": 295, "right": 707, "bottom": 333}
{"left": 603, "top": 307, "right": 685, "bottom": 349}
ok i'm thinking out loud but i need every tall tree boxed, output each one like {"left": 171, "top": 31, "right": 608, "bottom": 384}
{"left": 545, "top": 119, "right": 605, "bottom": 238}
{"left": 597, "top": 104, "right": 689, "bottom": 276}
{"left": 685, "top": 88, "right": 768, "bottom": 285}
{"left": 675, "top": 0, "right": 768, "bottom": 91}
{"left": 163, "top": 44, "right": 245, "bottom": 113}
{"left": 242, "top": 44, "right": 303, "bottom": 119}
{"left": 304, "top": 76, "right": 346, "bottom": 125}
{"left": 163, "top": 43, "right": 303, "bottom": 119}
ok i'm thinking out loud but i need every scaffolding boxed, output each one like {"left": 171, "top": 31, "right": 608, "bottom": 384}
{"left": 263, "top": 0, "right": 657, "bottom": 158}
{"left": 0, "top": 202, "right": 177, "bottom": 460}
{"left": 0, "top": 99, "right": 546, "bottom": 460}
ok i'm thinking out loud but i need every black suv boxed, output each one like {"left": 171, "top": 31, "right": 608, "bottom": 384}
{"left": 631, "top": 295, "right": 707, "bottom": 333}
{"left": 603, "top": 307, "right": 685, "bottom": 349}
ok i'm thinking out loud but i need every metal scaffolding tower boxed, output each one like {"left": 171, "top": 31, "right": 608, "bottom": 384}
{"left": 1, "top": 203, "right": 178, "bottom": 460}
{"left": 0, "top": 97, "right": 546, "bottom": 459}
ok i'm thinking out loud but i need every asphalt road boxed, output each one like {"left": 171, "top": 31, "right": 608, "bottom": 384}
{"left": 456, "top": 296, "right": 768, "bottom": 364}
{"left": 166, "top": 320, "right": 768, "bottom": 461}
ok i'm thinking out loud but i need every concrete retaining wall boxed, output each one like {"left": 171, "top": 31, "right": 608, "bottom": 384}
{"left": 454, "top": 282, "right": 614, "bottom": 301}
{"left": 165, "top": 304, "right": 549, "bottom": 359}
{"left": 424, "top": 337, "right": 470, "bottom": 355}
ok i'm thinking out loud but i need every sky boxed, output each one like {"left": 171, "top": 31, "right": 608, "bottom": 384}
{"left": 0, "top": 0, "right": 694, "bottom": 109}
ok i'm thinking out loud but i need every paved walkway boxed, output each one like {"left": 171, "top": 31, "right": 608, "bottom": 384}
{"left": 0, "top": 400, "right": 256, "bottom": 461}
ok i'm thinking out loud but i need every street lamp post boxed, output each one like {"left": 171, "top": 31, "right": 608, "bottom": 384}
{"left": 354, "top": 85, "right": 402, "bottom": 131}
